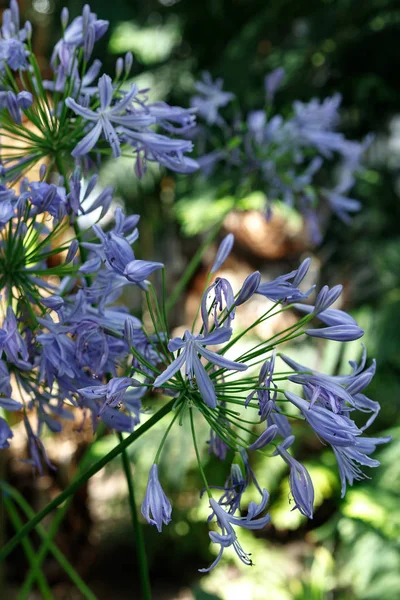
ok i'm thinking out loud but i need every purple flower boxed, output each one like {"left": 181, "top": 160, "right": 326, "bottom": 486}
{"left": 246, "top": 350, "right": 278, "bottom": 420}
{"left": 67, "top": 169, "right": 113, "bottom": 218}
{"left": 235, "top": 271, "right": 261, "bottom": 306}
{"left": 141, "top": 464, "right": 172, "bottom": 532}
{"left": 282, "top": 348, "right": 380, "bottom": 430}
{"left": 66, "top": 75, "right": 147, "bottom": 158}
{"left": 146, "top": 101, "right": 196, "bottom": 134}
{"left": 285, "top": 391, "right": 361, "bottom": 446}
{"left": 124, "top": 259, "right": 163, "bottom": 289}
{"left": 81, "top": 208, "right": 162, "bottom": 288}
{"left": 0, "top": 307, "right": 30, "bottom": 369}
{"left": 0, "top": 417, "right": 13, "bottom": 449}
{"left": 51, "top": 5, "right": 108, "bottom": 71}
{"left": 96, "top": 406, "right": 136, "bottom": 433}
{"left": 199, "top": 489, "right": 270, "bottom": 571}
{"left": 153, "top": 328, "right": 247, "bottom": 409}
{"left": 78, "top": 377, "right": 138, "bottom": 415}
{"left": 0, "top": 0, "right": 29, "bottom": 71}
{"left": 291, "top": 94, "right": 345, "bottom": 156}
{"left": 191, "top": 72, "right": 234, "bottom": 125}
{"left": 324, "top": 170, "right": 362, "bottom": 224}
{"left": 81, "top": 207, "right": 139, "bottom": 274}
{"left": 313, "top": 285, "right": 343, "bottom": 315}
{"left": 256, "top": 258, "right": 314, "bottom": 303}
{"left": 201, "top": 277, "right": 235, "bottom": 335}
{"left": 275, "top": 436, "right": 314, "bottom": 518}
{"left": 210, "top": 233, "right": 234, "bottom": 273}
{"left": 0, "top": 198, "right": 15, "bottom": 228}
{"left": 208, "top": 464, "right": 247, "bottom": 514}
{"left": 294, "top": 302, "right": 358, "bottom": 328}
{"left": 36, "top": 319, "right": 77, "bottom": 388}
{"left": 0, "top": 90, "right": 32, "bottom": 124}
{"left": 333, "top": 435, "right": 391, "bottom": 497}
{"left": 121, "top": 129, "right": 199, "bottom": 175}
{"left": 248, "top": 424, "right": 278, "bottom": 451}
{"left": 208, "top": 427, "right": 229, "bottom": 461}
{"left": 305, "top": 324, "right": 364, "bottom": 342}
{"left": 20, "top": 180, "right": 67, "bottom": 218}
{"left": 24, "top": 416, "right": 55, "bottom": 475}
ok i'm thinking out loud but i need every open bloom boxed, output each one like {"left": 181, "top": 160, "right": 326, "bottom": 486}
{"left": 333, "top": 435, "right": 391, "bottom": 497}
{"left": 200, "top": 490, "right": 270, "bottom": 571}
{"left": 153, "top": 328, "right": 247, "bottom": 408}
{"left": 78, "top": 377, "right": 138, "bottom": 416}
{"left": 191, "top": 72, "right": 235, "bottom": 125}
{"left": 256, "top": 258, "right": 314, "bottom": 303}
{"left": 286, "top": 391, "right": 361, "bottom": 446}
{"left": 66, "top": 74, "right": 149, "bottom": 158}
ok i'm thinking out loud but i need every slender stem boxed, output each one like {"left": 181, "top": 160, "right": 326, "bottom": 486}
{"left": 3, "top": 496, "right": 53, "bottom": 600}
{"left": 189, "top": 407, "right": 212, "bottom": 498}
{"left": 117, "top": 433, "right": 151, "bottom": 600}
{"left": 18, "top": 424, "right": 106, "bottom": 599}
{"left": 154, "top": 402, "right": 184, "bottom": 464}
{"left": 166, "top": 219, "right": 225, "bottom": 314}
{"left": 0, "top": 400, "right": 175, "bottom": 562}
{"left": 1, "top": 485, "right": 97, "bottom": 600}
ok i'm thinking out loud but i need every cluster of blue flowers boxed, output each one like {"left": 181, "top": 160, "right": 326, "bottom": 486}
{"left": 191, "top": 70, "right": 371, "bottom": 242}
{"left": 0, "top": 1, "right": 198, "bottom": 182}
{"left": 0, "top": 1, "right": 389, "bottom": 574}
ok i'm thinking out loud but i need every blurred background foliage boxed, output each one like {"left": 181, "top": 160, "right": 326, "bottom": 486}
{"left": 3, "top": 0, "right": 400, "bottom": 598}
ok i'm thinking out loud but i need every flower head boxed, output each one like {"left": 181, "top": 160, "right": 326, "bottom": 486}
{"left": 154, "top": 328, "right": 247, "bottom": 408}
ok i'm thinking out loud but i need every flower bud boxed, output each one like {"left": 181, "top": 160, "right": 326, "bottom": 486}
{"left": 65, "top": 239, "right": 79, "bottom": 264}
{"left": 235, "top": 271, "right": 261, "bottom": 306}
{"left": 306, "top": 324, "right": 364, "bottom": 342}
{"left": 24, "top": 21, "right": 32, "bottom": 40}
{"left": 115, "top": 57, "right": 123, "bottom": 79}
{"left": 61, "top": 7, "right": 69, "bottom": 28}
{"left": 210, "top": 233, "right": 234, "bottom": 274}
{"left": 124, "top": 51, "right": 133, "bottom": 75}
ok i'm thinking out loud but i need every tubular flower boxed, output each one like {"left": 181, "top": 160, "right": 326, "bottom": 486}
{"left": 200, "top": 490, "right": 270, "bottom": 571}
{"left": 141, "top": 464, "right": 172, "bottom": 532}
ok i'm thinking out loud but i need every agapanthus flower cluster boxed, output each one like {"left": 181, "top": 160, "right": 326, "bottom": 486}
{"left": 0, "top": 184, "right": 389, "bottom": 568}
{"left": 190, "top": 70, "right": 372, "bottom": 242}
{"left": 0, "top": 1, "right": 198, "bottom": 183}
{"left": 0, "top": 1, "right": 389, "bottom": 576}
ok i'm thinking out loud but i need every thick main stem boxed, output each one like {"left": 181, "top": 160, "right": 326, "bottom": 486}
{"left": 0, "top": 400, "right": 175, "bottom": 562}
{"left": 118, "top": 433, "right": 152, "bottom": 600}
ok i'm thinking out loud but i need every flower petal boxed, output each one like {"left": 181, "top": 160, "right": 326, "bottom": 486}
{"left": 71, "top": 120, "right": 103, "bottom": 157}
{"left": 153, "top": 350, "right": 186, "bottom": 387}
{"left": 65, "top": 97, "right": 97, "bottom": 121}
{"left": 192, "top": 353, "right": 217, "bottom": 408}
{"left": 197, "top": 345, "right": 247, "bottom": 372}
